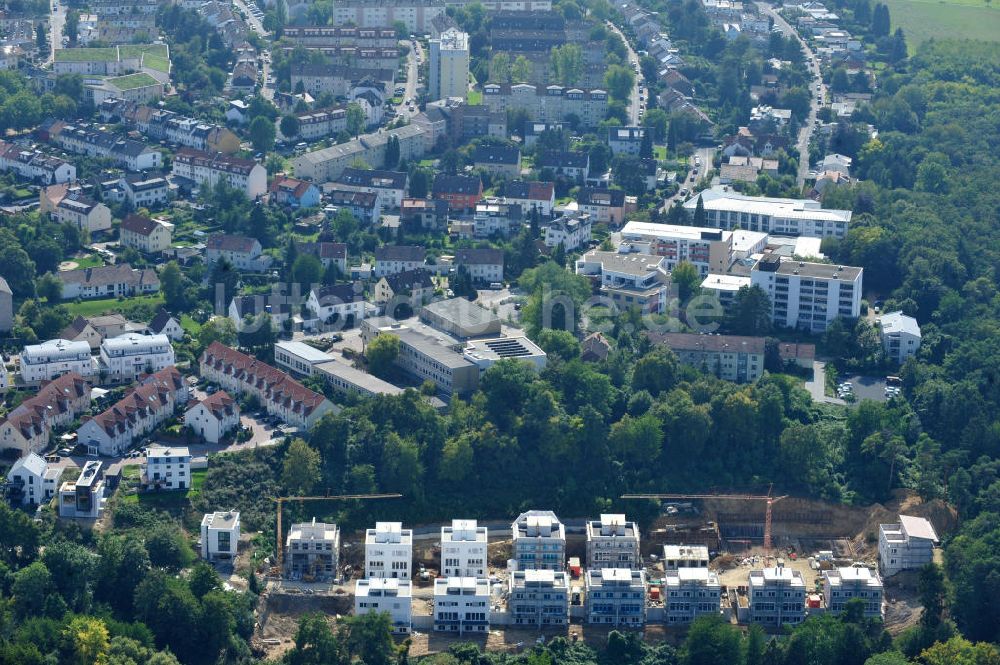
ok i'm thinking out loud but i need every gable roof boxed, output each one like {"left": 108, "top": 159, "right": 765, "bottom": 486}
{"left": 499, "top": 180, "right": 554, "bottom": 201}
{"left": 472, "top": 145, "right": 520, "bottom": 166}
{"left": 121, "top": 213, "right": 161, "bottom": 236}
{"left": 148, "top": 309, "right": 178, "bottom": 334}
{"left": 538, "top": 151, "right": 589, "bottom": 169}
{"left": 335, "top": 167, "right": 407, "bottom": 190}
{"left": 0, "top": 373, "right": 90, "bottom": 441}
{"left": 374, "top": 245, "right": 426, "bottom": 263}
{"left": 454, "top": 248, "right": 503, "bottom": 265}
{"left": 84, "top": 367, "right": 184, "bottom": 437}
{"left": 188, "top": 390, "right": 237, "bottom": 421}
{"left": 432, "top": 174, "right": 482, "bottom": 196}
{"left": 206, "top": 233, "right": 259, "bottom": 253}
{"left": 383, "top": 268, "right": 433, "bottom": 293}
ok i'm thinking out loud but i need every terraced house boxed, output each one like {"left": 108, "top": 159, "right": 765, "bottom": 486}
{"left": 171, "top": 149, "right": 267, "bottom": 199}
{"left": 0, "top": 373, "right": 91, "bottom": 457}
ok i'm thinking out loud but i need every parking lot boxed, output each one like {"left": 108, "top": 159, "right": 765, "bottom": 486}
{"left": 837, "top": 374, "right": 895, "bottom": 404}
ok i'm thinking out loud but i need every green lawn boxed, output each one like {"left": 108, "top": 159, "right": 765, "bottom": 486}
{"left": 64, "top": 294, "right": 165, "bottom": 318}
{"left": 467, "top": 89, "right": 483, "bottom": 105}
{"left": 884, "top": 0, "right": 1000, "bottom": 49}
{"left": 141, "top": 54, "right": 170, "bottom": 73}
{"left": 120, "top": 43, "right": 169, "bottom": 59}
{"left": 654, "top": 145, "right": 668, "bottom": 160}
{"left": 108, "top": 73, "right": 160, "bottom": 90}
{"left": 55, "top": 47, "right": 117, "bottom": 61}
{"left": 179, "top": 315, "right": 202, "bottom": 336}
{"left": 120, "top": 469, "right": 206, "bottom": 508}
{"left": 73, "top": 254, "right": 105, "bottom": 269}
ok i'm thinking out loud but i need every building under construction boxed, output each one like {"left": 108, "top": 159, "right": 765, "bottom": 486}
{"left": 285, "top": 518, "right": 340, "bottom": 581}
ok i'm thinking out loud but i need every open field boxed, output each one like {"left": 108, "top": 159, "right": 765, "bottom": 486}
{"left": 884, "top": 0, "right": 1000, "bottom": 48}
{"left": 64, "top": 294, "right": 165, "bottom": 318}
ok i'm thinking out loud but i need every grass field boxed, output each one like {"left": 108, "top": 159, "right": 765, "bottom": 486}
{"left": 120, "top": 468, "right": 206, "bottom": 508}
{"left": 64, "top": 294, "right": 165, "bottom": 318}
{"left": 179, "top": 315, "right": 202, "bottom": 336}
{"left": 884, "top": 0, "right": 1000, "bottom": 49}
{"left": 467, "top": 89, "right": 483, "bottom": 105}
{"left": 120, "top": 43, "right": 169, "bottom": 60}
{"left": 72, "top": 254, "right": 105, "bottom": 269}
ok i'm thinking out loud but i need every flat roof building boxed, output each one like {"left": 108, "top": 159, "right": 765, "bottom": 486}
{"left": 823, "top": 566, "right": 883, "bottom": 618}
{"left": 508, "top": 569, "right": 570, "bottom": 628}
{"left": 663, "top": 567, "right": 722, "bottom": 625}
{"left": 286, "top": 518, "right": 340, "bottom": 581}
{"left": 365, "top": 521, "right": 413, "bottom": 580}
{"left": 586, "top": 514, "right": 642, "bottom": 570}
{"left": 751, "top": 252, "right": 863, "bottom": 333}
{"left": 512, "top": 510, "right": 566, "bottom": 572}
{"left": 356, "top": 578, "right": 413, "bottom": 634}
{"left": 313, "top": 361, "right": 405, "bottom": 399}
{"left": 686, "top": 186, "right": 852, "bottom": 239}
{"left": 420, "top": 298, "right": 502, "bottom": 339}
{"left": 433, "top": 577, "right": 490, "bottom": 635}
{"left": 585, "top": 568, "right": 646, "bottom": 626}
{"left": 748, "top": 564, "right": 806, "bottom": 627}
{"left": 462, "top": 336, "right": 547, "bottom": 373}
{"left": 201, "top": 511, "right": 240, "bottom": 561}
{"left": 663, "top": 545, "right": 710, "bottom": 570}
{"left": 274, "top": 340, "right": 335, "bottom": 377}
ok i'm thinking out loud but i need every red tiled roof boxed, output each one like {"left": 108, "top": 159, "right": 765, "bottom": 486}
{"left": 1, "top": 373, "right": 90, "bottom": 440}
{"left": 87, "top": 367, "right": 184, "bottom": 437}
{"left": 188, "top": 390, "right": 237, "bottom": 420}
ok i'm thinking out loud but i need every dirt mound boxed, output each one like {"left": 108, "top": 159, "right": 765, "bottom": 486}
{"left": 852, "top": 491, "right": 958, "bottom": 557}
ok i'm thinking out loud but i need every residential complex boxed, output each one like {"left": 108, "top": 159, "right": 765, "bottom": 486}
{"left": 433, "top": 577, "right": 491, "bottom": 634}
{"left": 618, "top": 220, "right": 767, "bottom": 276}
{"left": 508, "top": 570, "right": 570, "bottom": 627}
{"left": 0, "top": 373, "right": 91, "bottom": 457}
{"left": 647, "top": 332, "right": 765, "bottom": 383}
{"left": 171, "top": 149, "right": 267, "bottom": 199}
{"left": 822, "top": 566, "right": 884, "bottom": 618}
{"left": 98, "top": 333, "right": 175, "bottom": 382}
{"left": 20, "top": 339, "right": 95, "bottom": 385}
{"left": 285, "top": 518, "right": 340, "bottom": 581}
{"left": 512, "top": 510, "right": 566, "bottom": 571}
{"left": 365, "top": 522, "right": 413, "bottom": 580}
{"left": 877, "top": 311, "right": 921, "bottom": 364}
{"left": 685, "top": 187, "right": 852, "bottom": 239}
{"left": 663, "top": 568, "right": 722, "bottom": 625}
{"left": 585, "top": 568, "right": 647, "bottom": 626}
{"left": 586, "top": 514, "right": 642, "bottom": 570}
{"left": 878, "top": 515, "right": 938, "bottom": 577}
{"left": 748, "top": 564, "right": 806, "bottom": 628}
{"left": 750, "top": 253, "right": 863, "bottom": 333}
{"left": 440, "top": 519, "right": 488, "bottom": 578}
{"left": 575, "top": 250, "right": 671, "bottom": 314}
{"left": 483, "top": 84, "right": 609, "bottom": 127}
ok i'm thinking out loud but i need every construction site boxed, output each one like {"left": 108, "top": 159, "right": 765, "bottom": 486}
{"left": 250, "top": 489, "right": 957, "bottom": 660}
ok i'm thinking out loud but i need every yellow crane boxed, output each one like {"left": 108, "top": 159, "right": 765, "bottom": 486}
{"left": 621, "top": 486, "right": 788, "bottom": 550}
{"left": 273, "top": 493, "right": 401, "bottom": 576}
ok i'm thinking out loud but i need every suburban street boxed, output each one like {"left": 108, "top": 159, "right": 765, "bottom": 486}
{"left": 233, "top": 0, "right": 267, "bottom": 35}
{"left": 605, "top": 20, "right": 645, "bottom": 126}
{"left": 660, "top": 145, "right": 716, "bottom": 212}
{"left": 48, "top": 0, "right": 64, "bottom": 65}
{"left": 397, "top": 38, "right": 422, "bottom": 119}
{"left": 759, "top": 2, "right": 825, "bottom": 185}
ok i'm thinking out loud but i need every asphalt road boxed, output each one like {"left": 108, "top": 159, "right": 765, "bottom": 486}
{"left": 605, "top": 20, "right": 645, "bottom": 126}
{"left": 759, "top": 2, "right": 825, "bottom": 185}
{"left": 661, "top": 145, "right": 717, "bottom": 212}
{"left": 397, "top": 39, "right": 422, "bottom": 120}
{"left": 48, "top": 0, "right": 65, "bottom": 65}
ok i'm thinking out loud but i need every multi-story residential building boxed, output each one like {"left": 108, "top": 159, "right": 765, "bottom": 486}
{"left": 283, "top": 106, "right": 348, "bottom": 141}
{"left": 750, "top": 253, "right": 863, "bottom": 333}
{"left": 292, "top": 123, "right": 430, "bottom": 183}
{"left": 356, "top": 579, "right": 413, "bottom": 634}
{"left": 575, "top": 250, "right": 671, "bottom": 314}
{"left": 429, "top": 28, "right": 469, "bottom": 101}
{"left": 333, "top": 168, "right": 408, "bottom": 210}
{"left": 269, "top": 176, "right": 321, "bottom": 209}
{"left": 618, "top": 221, "right": 768, "bottom": 276}
{"left": 454, "top": 248, "right": 504, "bottom": 284}
{"left": 585, "top": 568, "right": 646, "bottom": 626}
{"left": 365, "top": 522, "right": 413, "bottom": 580}
{"left": 7, "top": 453, "right": 63, "bottom": 505}
{"left": 58, "top": 460, "right": 105, "bottom": 518}
{"left": 663, "top": 545, "right": 710, "bottom": 570}
{"left": 123, "top": 175, "right": 169, "bottom": 208}
{"left": 285, "top": 518, "right": 340, "bottom": 580}
{"left": 142, "top": 445, "right": 191, "bottom": 490}
{"left": 323, "top": 187, "right": 382, "bottom": 225}
{"left": 20, "top": 339, "right": 95, "bottom": 385}
{"left": 434, "top": 577, "right": 490, "bottom": 634}
{"left": 78, "top": 367, "right": 187, "bottom": 456}
{"left": 440, "top": 519, "right": 488, "bottom": 578}
{"left": 512, "top": 510, "right": 566, "bottom": 572}
{"left": 607, "top": 126, "right": 647, "bottom": 155}
{"left": 45, "top": 121, "right": 161, "bottom": 171}
{"left": 200, "top": 343, "right": 337, "bottom": 430}
{"left": 0, "top": 373, "right": 91, "bottom": 457}
{"left": 499, "top": 180, "right": 555, "bottom": 217}
{"left": 201, "top": 510, "right": 240, "bottom": 560}
{"left": 57, "top": 263, "right": 159, "bottom": 300}
{"left": 374, "top": 269, "right": 434, "bottom": 307}
{"left": 432, "top": 174, "right": 483, "bottom": 212}
{"left": 228, "top": 295, "right": 292, "bottom": 333}
{"left": 374, "top": 245, "right": 426, "bottom": 278}
{"left": 878, "top": 515, "right": 938, "bottom": 577}
{"left": 586, "top": 514, "right": 641, "bottom": 570}
{"left": 400, "top": 198, "right": 449, "bottom": 231}
{"left": 185, "top": 391, "right": 240, "bottom": 444}
{"left": 283, "top": 26, "right": 399, "bottom": 48}
{"left": 473, "top": 197, "right": 523, "bottom": 238}
{"left": 98, "top": 333, "right": 174, "bottom": 382}
{"left": 328, "top": 0, "right": 446, "bottom": 32}
{"left": 508, "top": 570, "right": 570, "bottom": 628}
{"left": 663, "top": 568, "right": 722, "bottom": 625}
{"left": 483, "top": 84, "right": 609, "bottom": 127}
{"left": 305, "top": 284, "right": 367, "bottom": 327}
{"left": 544, "top": 213, "right": 592, "bottom": 251}
{"left": 877, "top": 311, "right": 921, "bottom": 364}
{"left": 120, "top": 214, "right": 173, "bottom": 254}
{"left": 471, "top": 145, "right": 521, "bottom": 179}
{"left": 647, "top": 332, "right": 766, "bottom": 383}
{"left": 296, "top": 241, "right": 348, "bottom": 274}
{"left": 576, "top": 187, "right": 627, "bottom": 225}
{"left": 823, "top": 566, "right": 883, "bottom": 618}
{"left": 205, "top": 234, "right": 273, "bottom": 271}
{"left": 0, "top": 141, "right": 76, "bottom": 184}
{"left": 172, "top": 149, "right": 267, "bottom": 199}
{"left": 54, "top": 195, "right": 112, "bottom": 234}
{"left": 684, "top": 186, "right": 853, "bottom": 238}
{"left": 748, "top": 564, "right": 807, "bottom": 628}
{"left": 537, "top": 150, "right": 590, "bottom": 180}
{"left": 106, "top": 101, "right": 241, "bottom": 154}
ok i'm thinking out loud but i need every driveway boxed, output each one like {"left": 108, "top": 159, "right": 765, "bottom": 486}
{"left": 804, "top": 360, "right": 846, "bottom": 405}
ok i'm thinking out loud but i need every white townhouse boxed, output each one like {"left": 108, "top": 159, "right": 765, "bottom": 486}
{"left": 453, "top": 248, "right": 504, "bottom": 285}
{"left": 99, "top": 333, "right": 175, "bottom": 382}
{"left": 142, "top": 445, "right": 191, "bottom": 491}
{"left": 7, "top": 453, "right": 63, "bottom": 506}
{"left": 586, "top": 514, "right": 641, "bottom": 570}
{"left": 823, "top": 566, "right": 884, "bottom": 618}
{"left": 440, "top": 519, "right": 488, "bottom": 578}
{"left": 20, "top": 339, "right": 96, "bottom": 385}
{"left": 123, "top": 175, "right": 170, "bottom": 209}
{"left": 663, "top": 568, "right": 722, "bottom": 625}
{"left": 878, "top": 311, "right": 921, "bottom": 364}
{"left": 365, "top": 521, "right": 413, "bottom": 580}
{"left": 201, "top": 510, "right": 241, "bottom": 560}
{"left": 356, "top": 579, "right": 413, "bottom": 634}
{"left": 508, "top": 569, "right": 570, "bottom": 628}
{"left": 433, "top": 577, "right": 490, "bottom": 635}
{"left": 373, "top": 245, "right": 426, "bottom": 278}
{"left": 171, "top": 148, "right": 267, "bottom": 199}
{"left": 0, "top": 140, "right": 76, "bottom": 184}
{"left": 120, "top": 214, "right": 173, "bottom": 254}
{"left": 54, "top": 195, "right": 112, "bottom": 234}
{"left": 585, "top": 568, "right": 647, "bottom": 626}
{"left": 305, "top": 284, "right": 366, "bottom": 327}
{"left": 748, "top": 564, "right": 807, "bottom": 628}
{"left": 185, "top": 390, "right": 240, "bottom": 444}
{"left": 878, "top": 515, "right": 938, "bottom": 577}
{"left": 333, "top": 168, "right": 408, "bottom": 210}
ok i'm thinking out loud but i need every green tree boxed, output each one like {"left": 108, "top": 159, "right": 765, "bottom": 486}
{"left": 160, "top": 261, "right": 185, "bottom": 309}
{"left": 409, "top": 168, "right": 430, "bottom": 198}
{"left": 642, "top": 108, "right": 669, "bottom": 142}
{"left": 511, "top": 55, "right": 532, "bottom": 83}
{"left": 64, "top": 9, "right": 79, "bottom": 44}
{"left": 63, "top": 616, "right": 109, "bottom": 665}
{"left": 489, "top": 52, "right": 511, "bottom": 83}
{"left": 346, "top": 103, "right": 366, "bottom": 136}
{"left": 384, "top": 135, "right": 400, "bottom": 169}
{"left": 144, "top": 524, "right": 194, "bottom": 571}
{"left": 919, "top": 637, "right": 1000, "bottom": 665}
{"left": 631, "top": 347, "right": 680, "bottom": 396}
{"left": 280, "top": 114, "right": 300, "bottom": 139}
{"left": 35, "top": 272, "right": 62, "bottom": 302}
{"left": 672, "top": 261, "right": 701, "bottom": 302}
{"left": 282, "top": 438, "right": 321, "bottom": 495}
{"left": 42, "top": 541, "right": 97, "bottom": 612}
{"left": 535, "top": 329, "right": 581, "bottom": 361}
{"left": 291, "top": 254, "right": 324, "bottom": 286}
{"left": 197, "top": 317, "right": 237, "bottom": 351}
{"left": 366, "top": 334, "right": 400, "bottom": 378}
{"left": 872, "top": 3, "right": 891, "bottom": 36}
{"left": 680, "top": 616, "right": 742, "bottom": 665}
{"left": 550, "top": 44, "right": 583, "bottom": 85}
{"left": 284, "top": 613, "right": 342, "bottom": 665}
{"left": 12, "top": 561, "right": 51, "bottom": 619}
{"left": 342, "top": 612, "right": 396, "bottom": 665}
{"left": 0, "top": 228, "right": 36, "bottom": 297}
{"left": 639, "top": 129, "right": 653, "bottom": 158}
{"left": 249, "top": 116, "right": 275, "bottom": 153}
{"left": 35, "top": 23, "right": 45, "bottom": 50}
{"left": 729, "top": 285, "right": 773, "bottom": 335}
{"left": 692, "top": 193, "right": 706, "bottom": 226}
{"left": 604, "top": 64, "right": 635, "bottom": 101}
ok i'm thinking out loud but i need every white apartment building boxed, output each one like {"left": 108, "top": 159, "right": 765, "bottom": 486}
{"left": 878, "top": 311, "right": 921, "bottom": 364}
{"left": 508, "top": 569, "right": 570, "bottom": 628}
{"left": 483, "top": 84, "right": 609, "bottom": 128}
{"left": 7, "top": 453, "right": 63, "bottom": 506}
{"left": 99, "top": 333, "right": 175, "bottom": 382}
{"left": 575, "top": 250, "right": 671, "bottom": 314}
{"left": 184, "top": 391, "right": 240, "bottom": 444}
{"left": 305, "top": 285, "right": 367, "bottom": 327}
{"left": 365, "top": 521, "right": 413, "bottom": 580}
{"left": 334, "top": 168, "right": 407, "bottom": 210}
{"left": 748, "top": 565, "right": 806, "bottom": 628}
{"left": 58, "top": 460, "right": 105, "bottom": 518}
{"left": 878, "top": 515, "right": 938, "bottom": 577}
{"left": 544, "top": 214, "right": 592, "bottom": 252}
{"left": 663, "top": 545, "right": 710, "bottom": 570}
{"left": 473, "top": 197, "right": 523, "bottom": 239}
{"left": 663, "top": 567, "right": 722, "bottom": 625}
{"left": 586, "top": 514, "right": 641, "bottom": 570}
{"left": 433, "top": 577, "right": 490, "bottom": 634}
{"left": 685, "top": 187, "right": 853, "bottom": 238}
{"left": 618, "top": 220, "right": 767, "bottom": 276}
{"left": 201, "top": 510, "right": 240, "bottom": 560}
{"left": 205, "top": 234, "right": 273, "bottom": 272}
{"left": 440, "top": 519, "right": 488, "bottom": 578}
{"left": 750, "top": 253, "right": 863, "bottom": 333}
{"left": 356, "top": 578, "right": 413, "bottom": 634}
{"left": 286, "top": 518, "right": 340, "bottom": 580}
{"left": 171, "top": 148, "right": 267, "bottom": 199}
{"left": 512, "top": 510, "right": 566, "bottom": 572}
{"left": 454, "top": 248, "right": 504, "bottom": 285}
{"left": 20, "top": 339, "right": 95, "bottom": 385}
{"left": 374, "top": 245, "right": 426, "bottom": 278}
{"left": 585, "top": 568, "right": 647, "bottom": 626}
{"left": 54, "top": 196, "right": 112, "bottom": 234}
{"left": 142, "top": 445, "right": 191, "bottom": 490}
{"left": 120, "top": 214, "right": 173, "bottom": 254}
{"left": 428, "top": 29, "right": 469, "bottom": 101}
{"left": 330, "top": 0, "right": 446, "bottom": 32}
{"left": 123, "top": 176, "right": 169, "bottom": 209}
{"left": 823, "top": 566, "right": 884, "bottom": 618}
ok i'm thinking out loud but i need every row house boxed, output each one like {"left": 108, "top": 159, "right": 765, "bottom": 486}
{"left": 291, "top": 123, "right": 430, "bottom": 183}
{"left": 99, "top": 332, "right": 175, "bottom": 383}
{"left": 120, "top": 214, "right": 173, "bottom": 254}
{"left": 45, "top": 121, "right": 161, "bottom": 171}
{"left": 0, "top": 373, "right": 90, "bottom": 456}
{"left": 205, "top": 234, "right": 274, "bottom": 272}
{"left": 54, "top": 195, "right": 112, "bottom": 234}
{"left": 199, "top": 342, "right": 337, "bottom": 430}
{"left": 20, "top": 339, "right": 95, "bottom": 385}
{"left": 282, "top": 26, "right": 398, "bottom": 49}
{"left": 374, "top": 245, "right": 426, "bottom": 278}
{"left": 0, "top": 141, "right": 76, "bottom": 184}
{"left": 57, "top": 264, "right": 160, "bottom": 300}
{"left": 171, "top": 149, "right": 267, "bottom": 199}
{"left": 333, "top": 168, "right": 407, "bottom": 210}
{"left": 104, "top": 101, "right": 241, "bottom": 154}
{"left": 184, "top": 390, "right": 240, "bottom": 444}
{"left": 77, "top": 367, "right": 186, "bottom": 457}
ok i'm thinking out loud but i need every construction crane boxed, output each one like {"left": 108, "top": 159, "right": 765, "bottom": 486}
{"left": 621, "top": 486, "right": 788, "bottom": 550}
{"left": 273, "top": 493, "right": 401, "bottom": 576}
